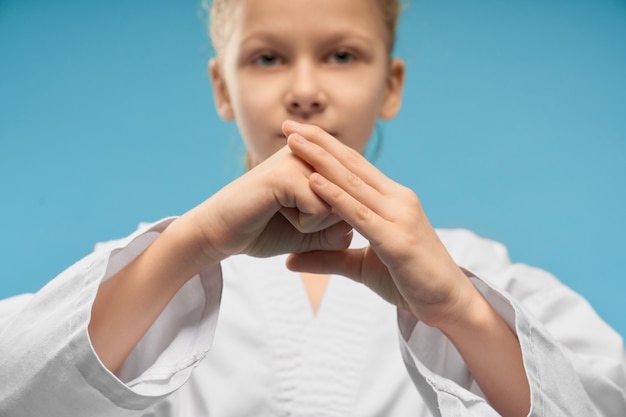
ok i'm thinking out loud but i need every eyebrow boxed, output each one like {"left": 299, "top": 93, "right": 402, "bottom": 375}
{"left": 239, "top": 29, "right": 377, "bottom": 50}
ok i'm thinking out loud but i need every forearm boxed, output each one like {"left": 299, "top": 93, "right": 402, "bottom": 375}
{"left": 438, "top": 282, "right": 531, "bottom": 417}
{"left": 88, "top": 216, "right": 216, "bottom": 374}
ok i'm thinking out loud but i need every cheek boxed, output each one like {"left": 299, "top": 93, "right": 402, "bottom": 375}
{"left": 230, "top": 69, "right": 279, "bottom": 114}
{"left": 334, "top": 78, "right": 387, "bottom": 152}
{"left": 235, "top": 95, "right": 266, "bottom": 127}
{"left": 232, "top": 77, "right": 271, "bottom": 119}
{"left": 230, "top": 82, "right": 284, "bottom": 163}
{"left": 231, "top": 83, "right": 276, "bottom": 136}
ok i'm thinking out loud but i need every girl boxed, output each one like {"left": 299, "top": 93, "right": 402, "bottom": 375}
{"left": 1, "top": 0, "right": 624, "bottom": 416}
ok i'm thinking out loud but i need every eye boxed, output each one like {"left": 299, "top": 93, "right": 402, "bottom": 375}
{"left": 328, "top": 50, "right": 356, "bottom": 64}
{"left": 254, "top": 53, "right": 282, "bottom": 67}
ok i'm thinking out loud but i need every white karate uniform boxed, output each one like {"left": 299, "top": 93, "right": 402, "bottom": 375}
{"left": 0, "top": 218, "right": 624, "bottom": 416}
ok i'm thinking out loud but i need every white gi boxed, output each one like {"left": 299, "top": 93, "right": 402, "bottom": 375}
{"left": 1, "top": 218, "right": 624, "bottom": 416}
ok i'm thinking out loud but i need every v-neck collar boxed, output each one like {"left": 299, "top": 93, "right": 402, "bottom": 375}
{"left": 247, "top": 254, "right": 378, "bottom": 416}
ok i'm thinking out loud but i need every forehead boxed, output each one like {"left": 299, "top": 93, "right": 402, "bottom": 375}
{"left": 228, "top": 0, "right": 387, "bottom": 43}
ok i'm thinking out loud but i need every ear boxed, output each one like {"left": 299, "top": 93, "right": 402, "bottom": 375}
{"left": 209, "top": 58, "right": 235, "bottom": 121}
{"left": 378, "top": 58, "right": 405, "bottom": 120}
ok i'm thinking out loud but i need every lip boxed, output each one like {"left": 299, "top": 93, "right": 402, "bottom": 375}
{"left": 278, "top": 129, "right": 339, "bottom": 139}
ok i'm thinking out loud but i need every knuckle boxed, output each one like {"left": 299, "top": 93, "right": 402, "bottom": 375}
{"left": 400, "top": 186, "right": 421, "bottom": 207}
{"left": 355, "top": 202, "right": 371, "bottom": 222}
{"left": 343, "top": 147, "right": 363, "bottom": 166}
{"left": 313, "top": 124, "right": 325, "bottom": 136}
{"left": 346, "top": 172, "right": 363, "bottom": 189}
{"left": 304, "top": 124, "right": 324, "bottom": 139}
{"left": 311, "top": 143, "right": 328, "bottom": 160}
{"left": 298, "top": 214, "right": 319, "bottom": 233}
{"left": 328, "top": 183, "right": 344, "bottom": 199}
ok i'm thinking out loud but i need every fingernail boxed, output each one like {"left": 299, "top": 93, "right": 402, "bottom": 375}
{"left": 285, "top": 120, "right": 302, "bottom": 128}
{"left": 292, "top": 133, "right": 307, "bottom": 144}
{"left": 312, "top": 173, "right": 327, "bottom": 186}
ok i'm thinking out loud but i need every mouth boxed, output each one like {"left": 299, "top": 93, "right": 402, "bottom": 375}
{"left": 278, "top": 129, "right": 339, "bottom": 139}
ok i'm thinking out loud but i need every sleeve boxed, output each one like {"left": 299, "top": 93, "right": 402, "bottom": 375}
{"left": 0, "top": 218, "right": 223, "bottom": 417}
{"left": 397, "top": 230, "right": 626, "bottom": 417}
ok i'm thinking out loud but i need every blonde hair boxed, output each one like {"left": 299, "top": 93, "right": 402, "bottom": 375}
{"left": 201, "top": 0, "right": 403, "bottom": 55}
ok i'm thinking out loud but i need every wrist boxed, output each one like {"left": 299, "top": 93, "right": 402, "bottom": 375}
{"left": 436, "top": 278, "right": 495, "bottom": 338}
{"left": 428, "top": 274, "right": 530, "bottom": 417}
{"left": 166, "top": 212, "right": 227, "bottom": 279}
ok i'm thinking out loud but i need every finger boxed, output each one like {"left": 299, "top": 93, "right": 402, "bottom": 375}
{"left": 280, "top": 207, "right": 343, "bottom": 233}
{"left": 268, "top": 152, "right": 337, "bottom": 233}
{"left": 294, "top": 221, "right": 354, "bottom": 253}
{"left": 307, "top": 172, "right": 390, "bottom": 246}
{"left": 288, "top": 248, "right": 411, "bottom": 311}
{"left": 286, "top": 248, "right": 365, "bottom": 282}
{"left": 287, "top": 133, "right": 392, "bottom": 220}
{"left": 283, "top": 121, "right": 393, "bottom": 194}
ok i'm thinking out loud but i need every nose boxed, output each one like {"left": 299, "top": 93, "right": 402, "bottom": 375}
{"left": 284, "top": 61, "right": 327, "bottom": 118}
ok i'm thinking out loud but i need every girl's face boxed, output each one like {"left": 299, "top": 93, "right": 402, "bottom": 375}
{"left": 210, "top": 0, "right": 405, "bottom": 167}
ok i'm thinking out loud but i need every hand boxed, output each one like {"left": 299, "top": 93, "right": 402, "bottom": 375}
{"left": 183, "top": 144, "right": 353, "bottom": 263}
{"left": 89, "top": 134, "right": 352, "bottom": 376}
{"left": 282, "top": 121, "right": 475, "bottom": 328}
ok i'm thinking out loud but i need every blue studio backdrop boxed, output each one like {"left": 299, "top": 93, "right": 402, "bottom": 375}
{"left": 1, "top": 0, "right": 625, "bottom": 336}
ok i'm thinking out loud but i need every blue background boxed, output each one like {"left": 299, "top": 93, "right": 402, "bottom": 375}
{"left": 1, "top": 0, "right": 625, "bottom": 336}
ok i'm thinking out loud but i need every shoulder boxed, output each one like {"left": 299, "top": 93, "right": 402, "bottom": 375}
{"left": 436, "top": 228, "right": 564, "bottom": 296}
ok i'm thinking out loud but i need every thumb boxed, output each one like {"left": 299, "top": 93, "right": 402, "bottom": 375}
{"left": 286, "top": 247, "right": 365, "bottom": 282}
{"left": 293, "top": 221, "right": 354, "bottom": 253}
